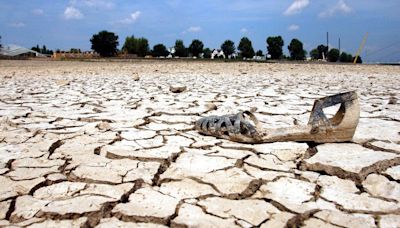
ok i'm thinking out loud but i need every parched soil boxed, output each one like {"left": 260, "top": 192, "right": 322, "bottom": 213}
{"left": 0, "top": 60, "right": 399, "bottom": 227}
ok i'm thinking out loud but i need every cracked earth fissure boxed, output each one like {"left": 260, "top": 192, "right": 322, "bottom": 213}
{"left": 1, "top": 61, "right": 400, "bottom": 227}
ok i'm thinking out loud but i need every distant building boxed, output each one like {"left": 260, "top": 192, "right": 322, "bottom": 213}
{"left": 228, "top": 53, "right": 238, "bottom": 59}
{"left": 52, "top": 51, "right": 99, "bottom": 59}
{"left": 211, "top": 49, "right": 225, "bottom": 59}
{"left": 0, "top": 44, "right": 46, "bottom": 57}
{"left": 167, "top": 47, "right": 176, "bottom": 58}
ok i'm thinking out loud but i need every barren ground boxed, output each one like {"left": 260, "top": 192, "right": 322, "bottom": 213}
{"left": 0, "top": 60, "right": 399, "bottom": 227}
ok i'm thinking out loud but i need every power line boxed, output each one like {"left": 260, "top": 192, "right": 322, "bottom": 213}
{"left": 371, "top": 49, "right": 400, "bottom": 62}
{"left": 366, "top": 41, "right": 399, "bottom": 57}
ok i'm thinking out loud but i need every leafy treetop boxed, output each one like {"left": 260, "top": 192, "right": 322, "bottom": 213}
{"left": 90, "top": 30, "right": 119, "bottom": 57}
{"left": 221, "top": 40, "right": 235, "bottom": 57}
{"left": 188, "top": 39, "right": 204, "bottom": 57}
{"left": 267, "top": 36, "right": 284, "bottom": 59}
{"left": 238, "top": 37, "right": 255, "bottom": 59}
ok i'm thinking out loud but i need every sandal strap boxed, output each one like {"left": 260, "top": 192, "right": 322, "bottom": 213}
{"left": 195, "top": 111, "right": 260, "bottom": 137}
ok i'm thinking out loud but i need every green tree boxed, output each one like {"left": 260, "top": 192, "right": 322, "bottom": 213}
{"left": 174, "top": 40, "right": 188, "bottom": 57}
{"left": 70, "top": 48, "right": 81, "bottom": 53}
{"left": 0, "top": 35, "right": 2, "bottom": 48}
{"left": 267, "top": 36, "right": 284, "bottom": 59}
{"left": 90, "top": 30, "right": 119, "bottom": 57}
{"left": 317, "top": 45, "right": 328, "bottom": 59}
{"left": 256, "top": 50, "right": 263, "bottom": 56}
{"left": 288, "top": 38, "right": 305, "bottom": 60}
{"left": 122, "top": 36, "right": 149, "bottom": 57}
{"left": 136, "top": 38, "right": 149, "bottom": 57}
{"left": 221, "top": 40, "right": 235, "bottom": 57}
{"left": 42, "top": 45, "right": 47, "bottom": 54}
{"left": 238, "top": 37, "right": 255, "bottom": 58}
{"left": 310, "top": 48, "right": 319, "bottom": 60}
{"left": 152, "top": 44, "right": 168, "bottom": 57}
{"left": 327, "top": 48, "right": 340, "bottom": 62}
{"left": 122, "top": 36, "right": 137, "bottom": 54}
{"left": 188, "top": 39, "right": 204, "bottom": 57}
{"left": 31, "top": 44, "right": 53, "bottom": 55}
{"left": 203, "top": 48, "right": 212, "bottom": 58}
{"left": 339, "top": 52, "right": 353, "bottom": 62}
{"left": 31, "top": 45, "right": 40, "bottom": 53}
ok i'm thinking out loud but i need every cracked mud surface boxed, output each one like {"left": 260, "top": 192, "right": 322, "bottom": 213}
{"left": 0, "top": 60, "right": 399, "bottom": 227}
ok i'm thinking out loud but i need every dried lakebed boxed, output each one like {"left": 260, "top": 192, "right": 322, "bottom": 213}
{"left": 0, "top": 60, "right": 399, "bottom": 227}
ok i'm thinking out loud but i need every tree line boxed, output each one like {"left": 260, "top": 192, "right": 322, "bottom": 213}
{"left": 31, "top": 44, "right": 54, "bottom": 55}
{"left": 4, "top": 30, "right": 358, "bottom": 63}
{"left": 90, "top": 30, "right": 362, "bottom": 63}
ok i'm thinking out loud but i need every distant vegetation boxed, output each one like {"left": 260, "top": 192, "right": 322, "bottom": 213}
{"left": 288, "top": 39, "right": 306, "bottom": 60}
{"left": 90, "top": 30, "right": 119, "bottom": 57}
{"left": 221, "top": 40, "right": 235, "bottom": 57}
{"left": 85, "top": 30, "right": 363, "bottom": 63}
{"left": 267, "top": 36, "right": 284, "bottom": 59}
{"left": 122, "top": 36, "right": 149, "bottom": 57}
{"left": 327, "top": 48, "right": 340, "bottom": 62}
{"left": 188, "top": 39, "right": 204, "bottom": 58}
{"left": 31, "top": 45, "right": 54, "bottom": 55}
{"left": 238, "top": 37, "right": 255, "bottom": 59}
{"left": 310, "top": 45, "right": 328, "bottom": 60}
{"left": 152, "top": 44, "right": 168, "bottom": 57}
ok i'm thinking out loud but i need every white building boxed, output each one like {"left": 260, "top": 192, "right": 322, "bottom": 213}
{"left": 211, "top": 49, "right": 225, "bottom": 59}
{"left": 0, "top": 44, "right": 46, "bottom": 57}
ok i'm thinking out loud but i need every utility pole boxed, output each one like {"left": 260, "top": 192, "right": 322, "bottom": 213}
{"left": 327, "top": 32, "right": 329, "bottom": 51}
{"left": 338, "top": 38, "right": 341, "bottom": 55}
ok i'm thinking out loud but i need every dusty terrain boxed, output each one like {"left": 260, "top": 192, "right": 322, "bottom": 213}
{"left": 0, "top": 60, "right": 399, "bottom": 227}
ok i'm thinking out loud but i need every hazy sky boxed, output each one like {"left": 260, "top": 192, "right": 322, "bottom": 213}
{"left": 1, "top": 0, "right": 399, "bottom": 62}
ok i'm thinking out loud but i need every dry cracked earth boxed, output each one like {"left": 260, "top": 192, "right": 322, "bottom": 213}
{"left": 0, "top": 60, "right": 399, "bottom": 228}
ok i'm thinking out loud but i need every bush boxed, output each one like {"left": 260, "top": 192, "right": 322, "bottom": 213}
{"left": 327, "top": 48, "right": 340, "bottom": 62}
{"left": 174, "top": 40, "right": 188, "bottom": 57}
{"left": 238, "top": 37, "right": 255, "bottom": 59}
{"left": 152, "top": 44, "right": 168, "bottom": 57}
{"left": 221, "top": 40, "right": 235, "bottom": 57}
{"left": 90, "top": 30, "right": 119, "bottom": 57}
{"left": 188, "top": 39, "right": 204, "bottom": 57}
{"left": 267, "top": 36, "right": 284, "bottom": 59}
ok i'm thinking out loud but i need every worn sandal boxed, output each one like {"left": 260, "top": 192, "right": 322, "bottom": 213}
{"left": 195, "top": 91, "right": 360, "bottom": 143}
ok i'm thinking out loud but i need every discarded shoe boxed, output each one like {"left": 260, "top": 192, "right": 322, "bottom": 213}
{"left": 195, "top": 91, "right": 360, "bottom": 143}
